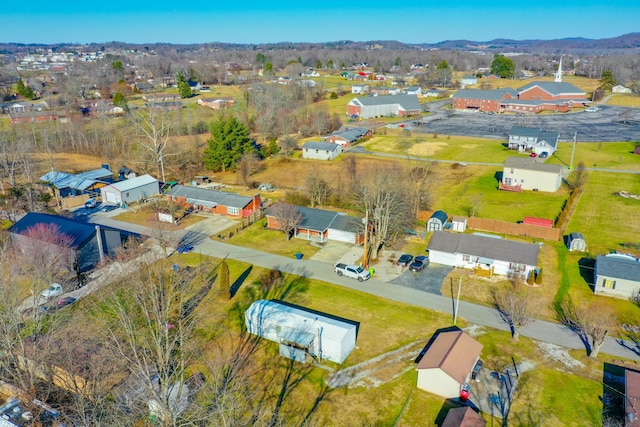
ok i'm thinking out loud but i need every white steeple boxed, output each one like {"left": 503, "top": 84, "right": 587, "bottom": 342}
{"left": 555, "top": 56, "right": 563, "bottom": 82}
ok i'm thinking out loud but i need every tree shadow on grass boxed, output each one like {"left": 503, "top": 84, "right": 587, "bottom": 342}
{"left": 229, "top": 265, "right": 252, "bottom": 299}
{"left": 553, "top": 297, "right": 592, "bottom": 357}
{"left": 181, "top": 261, "right": 221, "bottom": 320}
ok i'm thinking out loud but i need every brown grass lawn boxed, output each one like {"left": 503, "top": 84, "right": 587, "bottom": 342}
{"left": 605, "top": 93, "right": 640, "bottom": 107}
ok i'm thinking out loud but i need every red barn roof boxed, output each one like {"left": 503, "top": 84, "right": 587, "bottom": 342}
{"left": 523, "top": 216, "right": 554, "bottom": 228}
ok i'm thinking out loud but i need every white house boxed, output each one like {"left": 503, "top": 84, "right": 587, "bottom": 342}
{"left": 461, "top": 75, "right": 478, "bottom": 88}
{"left": 500, "top": 157, "right": 565, "bottom": 193}
{"left": 427, "top": 231, "right": 540, "bottom": 279}
{"left": 100, "top": 174, "right": 160, "bottom": 206}
{"left": 594, "top": 253, "right": 640, "bottom": 299}
{"left": 302, "top": 142, "right": 342, "bottom": 160}
{"left": 612, "top": 85, "right": 632, "bottom": 94}
{"left": 245, "top": 299, "right": 357, "bottom": 364}
{"left": 351, "top": 84, "right": 370, "bottom": 94}
{"left": 507, "top": 126, "right": 559, "bottom": 155}
{"left": 416, "top": 330, "right": 483, "bottom": 399}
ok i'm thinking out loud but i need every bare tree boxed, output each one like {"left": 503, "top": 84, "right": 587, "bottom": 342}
{"left": 357, "top": 163, "right": 413, "bottom": 260}
{"left": 406, "top": 164, "right": 432, "bottom": 218}
{"left": 279, "top": 135, "right": 299, "bottom": 156}
{"left": 342, "top": 155, "right": 357, "bottom": 195}
{"left": 269, "top": 202, "right": 302, "bottom": 240}
{"left": 236, "top": 152, "right": 261, "bottom": 188}
{"left": 130, "top": 108, "right": 175, "bottom": 182}
{"left": 491, "top": 287, "right": 540, "bottom": 340}
{"left": 567, "top": 161, "right": 588, "bottom": 191}
{"left": 559, "top": 298, "right": 616, "bottom": 359}
{"left": 305, "top": 167, "right": 332, "bottom": 207}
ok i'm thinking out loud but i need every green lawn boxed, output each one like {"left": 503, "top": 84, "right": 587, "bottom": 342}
{"left": 551, "top": 141, "right": 640, "bottom": 171}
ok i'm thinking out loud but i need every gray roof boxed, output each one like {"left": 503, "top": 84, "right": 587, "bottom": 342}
{"left": 452, "top": 88, "right": 517, "bottom": 101}
{"left": 108, "top": 174, "right": 159, "bottom": 192}
{"left": 568, "top": 232, "right": 585, "bottom": 241}
{"left": 509, "top": 126, "right": 559, "bottom": 149}
{"left": 166, "top": 185, "right": 253, "bottom": 208}
{"left": 266, "top": 205, "right": 362, "bottom": 233}
{"left": 302, "top": 142, "right": 341, "bottom": 152}
{"left": 327, "top": 127, "right": 370, "bottom": 142}
{"left": 350, "top": 94, "right": 421, "bottom": 111}
{"left": 503, "top": 157, "right": 564, "bottom": 174}
{"left": 596, "top": 255, "right": 640, "bottom": 282}
{"left": 40, "top": 168, "right": 113, "bottom": 190}
{"left": 427, "top": 231, "right": 540, "bottom": 266}
{"left": 517, "top": 81, "right": 585, "bottom": 96}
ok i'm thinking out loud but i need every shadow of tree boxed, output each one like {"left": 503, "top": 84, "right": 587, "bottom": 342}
{"left": 229, "top": 265, "right": 253, "bottom": 299}
{"left": 181, "top": 261, "right": 221, "bottom": 320}
{"left": 552, "top": 297, "right": 592, "bottom": 357}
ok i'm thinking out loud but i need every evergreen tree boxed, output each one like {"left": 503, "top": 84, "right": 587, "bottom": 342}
{"left": 599, "top": 70, "right": 616, "bottom": 91}
{"left": 16, "top": 78, "right": 35, "bottom": 99}
{"left": 177, "top": 74, "right": 192, "bottom": 99}
{"left": 204, "top": 117, "right": 257, "bottom": 171}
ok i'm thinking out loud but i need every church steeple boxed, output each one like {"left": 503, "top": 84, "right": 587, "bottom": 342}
{"left": 555, "top": 56, "right": 563, "bottom": 82}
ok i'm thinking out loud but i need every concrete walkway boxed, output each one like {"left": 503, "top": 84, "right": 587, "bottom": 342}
{"left": 95, "top": 214, "right": 640, "bottom": 362}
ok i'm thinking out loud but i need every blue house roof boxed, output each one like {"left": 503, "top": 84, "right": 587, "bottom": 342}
{"left": 596, "top": 255, "right": 640, "bottom": 282}
{"left": 429, "top": 210, "right": 449, "bottom": 224}
{"left": 10, "top": 212, "right": 100, "bottom": 249}
{"left": 40, "top": 168, "right": 113, "bottom": 191}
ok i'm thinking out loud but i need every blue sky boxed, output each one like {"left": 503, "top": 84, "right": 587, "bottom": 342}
{"left": 5, "top": 1, "right": 639, "bottom": 45}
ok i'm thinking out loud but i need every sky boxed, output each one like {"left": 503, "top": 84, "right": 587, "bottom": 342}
{"left": 4, "top": 1, "right": 639, "bottom": 45}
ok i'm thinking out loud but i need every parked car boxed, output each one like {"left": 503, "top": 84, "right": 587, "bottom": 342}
{"left": 56, "top": 296, "right": 76, "bottom": 308}
{"left": 40, "top": 283, "right": 63, "bottom": 300}
{"left": 101, "top": 204, "right": 118, "bottom": 212}
{"left": 539, "top": 151, "right": 549, "bottom": 159}
{"left": 529, "top": 152, "right": 537, "bottom": 157}
{"left": 415, "top": 255, "right": 429, "bottom": 264}
{"left": 84, "top": 198, "right": 97, "bottom": 209}
{"left": 585, "top": 106, "right": 599, "bottom": 112}
{"left": 177, "top": 244, "right": 194, "bottom": 253}
{"left": 409, "top": 259, "right": 425, "bottom": 272}
{"left": 396, "top": 254, "right": 414, "bottom": 267}
{"left": 334, "top": 263, "right": 370, "bottom": 282}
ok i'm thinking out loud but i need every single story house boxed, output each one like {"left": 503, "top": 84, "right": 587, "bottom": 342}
{"left": 40, "top": 166, "right": 114, "bottom": 198}
{"left": 245, "top": 299, "right": 357, "bottom": 364}
{"left": 142, "top": 94, "right": 181, "bottom": 102}
{"left": 351, "top": 84, "right": 370, "bottom": 94}
{"left": 500, "top": 157, "right": 565, "bottom": 193}
{"left": 324, "top": 127, "right": 372, "bottom": 147}
{"left": 370, "top": 86, "right": 401, "bottom": 96}
{"left": 405, "top": 86, "right": 422, "bottom": 96}
{"left": 594, "top": 253, "right": 640, "bottom": 298}
{"left": 416, "top": 330, "right": 483, "bottom": 399}
{"left": 347, "top": 94, "right": 421, "bottom": 119}
{"left": 612, "top": 85, "right": 632, "bottom": 94}
{"left": 507, "top": 126, "right": 559, "bottom": 155}
{"left": 426, "top": 210, "right": 449, "bottom": 232}
{"left": 10, "top": 111, "right": 59, "bottom": 124}
{"left": 100, "top": 174, "right": 159, "bottom": 206}
{"left": 197, "top": 97, "right": 235, "bottom": 109}
{"left": 266, "top": 205, "right": 364, "bottom": 245}
{"left": 427, "top": 231, "right": 540, "bottom": 279}
{"left": 166, "top": 185, "right": 260, "bottom": 218}
{"left": 566, "top": 232, "right": 587, "bottom": 252}
{"left": 302, "top": 142, "right": 342, "bottom": 160}
{"left": 9, "top": 212, "right": 136, "bottom": 272}
{"left": 460, "top": 75, "right": 478, "bottom": 87}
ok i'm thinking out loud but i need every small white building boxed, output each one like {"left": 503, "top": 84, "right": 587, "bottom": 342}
{"left": 302, "top": 142, "right": 342, "bottom": 160}
{"left": 594, "top": 253, "right": 640, "bottom": 299}
{"left": 351, "top": 84, "right": 370, "bottom": 94}
{"left": 567, "top": 232, "right": 587, "bottom": 252}
{"left": 245, "top": 299, "right": 357, "bottom": 364}
{"left": 426, "top": 210, "right": 449, "bottom": 232}
{"left": 451, "top": 216, "right": 467, "bottom": 232}
{"left": 100, "top": 174, "right": 160, "bottom": 206}
{"left": 416, "top": 330, "right": 483, "bottom": 398}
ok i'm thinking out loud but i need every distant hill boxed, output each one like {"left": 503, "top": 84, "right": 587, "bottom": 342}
{"left": 1, "top": 33, "right": 639, "bottom": 54}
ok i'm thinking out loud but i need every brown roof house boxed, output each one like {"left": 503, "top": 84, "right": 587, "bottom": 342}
{"left": 442, "top": 406, "right": 486, "bottom": 427}
{"left": 416, "top": 330, "right": 483, "bottom": 399}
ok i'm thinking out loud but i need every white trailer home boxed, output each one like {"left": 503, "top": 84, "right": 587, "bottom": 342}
{"left": 245, "top": 299, "right": 357, "bottom": 364}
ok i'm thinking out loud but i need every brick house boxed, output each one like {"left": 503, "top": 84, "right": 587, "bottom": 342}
{"left": 166, "top": 185, "right": 260, "bottom": 218}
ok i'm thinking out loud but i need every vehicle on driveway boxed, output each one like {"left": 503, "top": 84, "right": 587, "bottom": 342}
{"left": 585, "top": 106, "right": 599, "bottom": 112}
{"left": 101, "top": 204, "right": 118, "bottom": 212}
{"left": 334, "top": 263, "right": 370, "bottom": 282}
{"left": 177, "top": 244, "right": 194, "bottom": 254}
{"left": 84, "top": 198, "right": 97, "bottom": 209}
{"left": 396, "top": 254, "right": 414, "bottom": 267}
{"left": 409, "top": 259, "right": 425, "bottom": 272}
{"left": 40, "top": 283, "right": 63, "bottom": 301}
{"left": 56, "top": 296, "right": 76, "bottom": 309}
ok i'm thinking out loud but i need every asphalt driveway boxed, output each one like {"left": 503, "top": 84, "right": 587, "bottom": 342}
{"left": 390, "top": 263, "right": 453, "bottom": 294}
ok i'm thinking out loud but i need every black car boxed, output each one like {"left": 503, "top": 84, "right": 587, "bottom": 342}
{"left": 396, "top": 254, "right": 414, "bottom": 267}
{"left": 409, "top": 259, "right": 425, "bottom": 272}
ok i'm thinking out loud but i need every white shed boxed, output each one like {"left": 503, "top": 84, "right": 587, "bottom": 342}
{"left": 427, "top": 210, "right": 449, "bottom": 232}
{"left": 245, "top": 299, "right": 357, "bottom": 364}
{"left": 100, "top": 174, "right": 159, "bottom": 206}
{"left": 416, "top": 330, "right": 483, "bottom": 399}
{"left": 451, "top": 216, "right": 467, "bottom": 232}
{"left": 567, "top": 232, "right": 587, "bottom": 252}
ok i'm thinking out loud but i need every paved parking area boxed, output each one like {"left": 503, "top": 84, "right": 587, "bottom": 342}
{"left": 390, "top": 263, "right": 454, "bottom": 295}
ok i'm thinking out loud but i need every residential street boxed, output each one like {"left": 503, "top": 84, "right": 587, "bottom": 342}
{"left": 92, "top": 213, "right": 640, "bottom": 362}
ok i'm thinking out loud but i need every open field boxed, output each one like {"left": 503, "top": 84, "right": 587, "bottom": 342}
{"left": 605, "top": 93, "right": 640, "bottom": 107}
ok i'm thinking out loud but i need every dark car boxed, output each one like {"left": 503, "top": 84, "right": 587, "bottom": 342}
{"left": 56, "top": 296, "right": 76, "bottom": 308}
{"left": 415, "top": 255, "right": 429, "bottom": 264}
{"left": 177, "top": 244, "right": 194, "bottom": 254}
{"left": 409, "top": 260, "right": 425, "bottom": 272}
{"left": 101, "top": 204, "right": 118, "bottom": 212}
{"left": 396, "top": 254, "right": 414, "bottom": 267}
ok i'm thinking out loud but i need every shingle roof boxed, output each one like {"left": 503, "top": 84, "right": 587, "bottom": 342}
{"left": 327, "top": 127, "right": 370, "bottom": 142}
{"left": 596, "top": 255, "right": 640, "bottom": 282}
{"left": 166, "top": 185, "right": 253, "bottom": 209}
{"left": 504, "top": 157, "right": 564, "bottom": 174}
{"left": 442, "top": 406, "right": 486, "bottom": 427}
{"left": 302, "top": 142, "right": 341, "bottom": 152}
{"left": 10, "top": 212, "right": 99, "bottom": 249}
{"left": 517, "top": 81, "right": 585, "bottom": 96}
{"left": 429, "top": 210, "right": 448, "bottom": 224}
{"left": 427, "top": 231, "right": 540, "bottom": 266}
{"left": 266, "top": 205, "right": 362, "bottom": 233}
{"left": 416, "top": 330, "right": 483, "bottom": 384}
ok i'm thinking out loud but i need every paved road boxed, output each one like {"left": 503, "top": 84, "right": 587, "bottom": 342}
{"left": 95, "top": 214, "right": 640, "bottom": 362}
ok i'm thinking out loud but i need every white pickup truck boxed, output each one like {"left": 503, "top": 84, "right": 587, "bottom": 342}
{"left": 334, "top": 263, "right": 370, "bottom": 282}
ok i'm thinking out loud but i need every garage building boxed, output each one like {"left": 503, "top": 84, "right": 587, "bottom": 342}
{"left": 100, "top": 174, "right": 160, "bottom": 206}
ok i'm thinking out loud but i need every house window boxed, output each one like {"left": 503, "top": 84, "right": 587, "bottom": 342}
{"left": 504, "top": 178, "right": 512, "bottom": 185}
{"left": 462, "top": 254, "right": 470, "bottom": 262}
{"left": 227, "top": 206, "right": 239, "bottom": 215}
{"left": 603, "top": 279, "right": 616, "bottom": 289}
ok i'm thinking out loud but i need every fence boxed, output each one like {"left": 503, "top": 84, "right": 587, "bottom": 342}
{"left": 218, "top": 208, "right": 266, "bottom": 240}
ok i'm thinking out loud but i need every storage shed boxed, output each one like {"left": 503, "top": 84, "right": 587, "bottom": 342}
{"left": 245, "top": 300, "right": 357, "bottom": 364}
{"left": 416, "top": 330, "right": 483, "bottom": 399}
{"left": 566, "top": 232, "right": 587, "bottom": 252}
{"left": 100, "top": 174, "right": 159, "bottom": 206}
{"left": 427, "top": 210, "right": 449, "bottom": 232}
{"left": 451, "top": 216, "right": 467, "bottom": 233}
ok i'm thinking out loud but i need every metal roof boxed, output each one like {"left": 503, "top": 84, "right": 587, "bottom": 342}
{"left": 427, "top": 231, "right": 540, "bottom": 266}
{"left": 10, "top": 212, "right": 100, "bottom": 249}
{"left": 40, "top": 168, "right": 112, "bottom": 190}
{"left": 167, "top": 185, "right": 253, "bottom": 209}
{"left": 518, "top": 81, "right": 585, "bottom": 96}
{"left": 452, "top": 88, "right": 517, "bottom": 101}
{"left": 107, "top": 174, "right": 158, "bottom": 192}
{"left": 350, "top": 94, "right": 421, "bottom": 110}
{"left": 596, "top": 254, "right": 640, "bottom": 282}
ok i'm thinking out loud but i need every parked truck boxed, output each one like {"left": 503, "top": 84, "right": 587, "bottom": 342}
{"left": 334, "top": 263, "right": 370, "bottom": 282}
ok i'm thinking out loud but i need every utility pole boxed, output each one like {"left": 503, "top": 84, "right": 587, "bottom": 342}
{"left": 363, "top": 209, "right": 369, "bottom": 269}
{"left": 569, "top": 131, "right": 577, "bottom": 170}
{"left": 453, "top": 276, "right": 462, "bottom": 325}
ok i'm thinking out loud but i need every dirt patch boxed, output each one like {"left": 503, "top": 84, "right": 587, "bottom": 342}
{"left": 536, "top": 341, "right": 584, "bottom": 370}
{"left": 409, "top": 141, "right": 447, "bottom": 156}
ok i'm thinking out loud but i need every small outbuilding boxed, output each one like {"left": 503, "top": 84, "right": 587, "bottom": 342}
{"left": 427, "top": 210, "right": 449, "bottom": 232}
{"left": 416, "top": 330, "right": 483, "bottom": 399}
{"left": 566, "top": 232, "right": 587, "bottom": 252}
{"left": 245, "top": 299, "right": 357, "bottom": 364}
{"left": 302, "top": 142, "right": 342, "bottom": 160}
{"left": 100, "top": 174, "right": 159, "bottom": 206}
{"left": 451, "top": 216, "right": 467, "bottom": 233}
